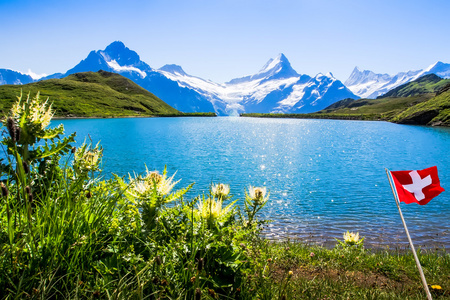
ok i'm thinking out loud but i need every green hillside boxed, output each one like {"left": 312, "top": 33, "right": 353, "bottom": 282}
{"left": 0, "top": 70, "right": 181, "bottom": 117}
{"left": 392, "top": 88, "right": 450, "bottom": 126}
{"left": 317, "top": 94, "right": 434, "bottom": 120}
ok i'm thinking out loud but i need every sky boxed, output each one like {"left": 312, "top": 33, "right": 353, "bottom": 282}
{"left": 1, "top": 0, "right": 450, "bottom": 83}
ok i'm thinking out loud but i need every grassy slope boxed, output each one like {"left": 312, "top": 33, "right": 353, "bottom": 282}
{"left": 318, "top": 94, "right": 435, "bottom": 120}
{"left": 378, "top": 74, "right": 450, "bottom": 99}
{"left": 0, "top": 70, "right": 181, "bottom": 117}
{"left": 392, "top": 89, "right": 450, "bottom": 126}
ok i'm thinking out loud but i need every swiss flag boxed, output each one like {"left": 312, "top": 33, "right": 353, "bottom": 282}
{"left": 390, "top": 166, "right": 445, "bottom": 205}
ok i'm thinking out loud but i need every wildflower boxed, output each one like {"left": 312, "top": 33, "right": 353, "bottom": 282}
{"left": 310, "top": 252, "right": 315, "bottom": 257}
{"left": 128, "top": 168, "right": 179, "bottom": 198}
{"left": 431, "top": 285, "right": 442, "bottom": 290}
{"left": 74, "top": 143, "right": 102, "bottom": 173}
{"left": 288, "top": 270, "right": 293, "bottom": 277}
{"left": 145, "top": 170, "right": 177, "bottom": 196}
{"left": 110, "top": 218, "right": 119, "bottom": 230}
{"left": 343, "top": 231, "right": 360, "bottom": 246}
{"left": 211, "top": 183, "right": 230, "bottom": 198}
{"left": 6, "top": 92, "right": 54, "bottom": 143}
{"left": 247, "top": 186, "right": 269, "bottom": 205}
{"left": 196, "top": 197, "right": 236, "bottom": 222}
{"left": 147, "top": 171, "right": 163, "bottom": 185}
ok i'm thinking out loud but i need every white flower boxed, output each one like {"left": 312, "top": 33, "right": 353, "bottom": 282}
{"left": 128, "top": 168, "right": 179, "bottom": 198}
{"left": 343, "top": 231, "right": 360, "bottom": 245}
{"left": 247, "top": 186, "right": 268, "bottom": 205}
{"left": 211, "top": 183, "right": 230, "bottom": 198}
{"left": 10, "top": 92, "right": 53, "bottom": 131}
{"left": 74, "top": 143, "right": 102, "bottom": 172}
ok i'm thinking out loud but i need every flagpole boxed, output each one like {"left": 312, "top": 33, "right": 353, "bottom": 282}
{"left": 385, "top": 168, "right": 432, "bottom": 300}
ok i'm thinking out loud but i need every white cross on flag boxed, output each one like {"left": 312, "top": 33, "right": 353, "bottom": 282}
{"left": 390, "top": 166, "right": 445, "bottom": 205}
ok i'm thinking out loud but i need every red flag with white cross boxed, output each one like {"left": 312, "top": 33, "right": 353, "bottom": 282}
{"left": 390, "top": 166, "right": 445, "bottom": 205}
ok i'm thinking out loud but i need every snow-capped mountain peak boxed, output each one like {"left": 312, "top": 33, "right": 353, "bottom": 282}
{"left": 260, "top": 53, "right": 288, "bottom": 72}
{"left": 424, "top": 61, "right": 450, "bottom": 78}
{"left": 64, "top": 41, "right": 151, "bottom": 79}
{"left": 257, "top": 53, "right": 299, "bottom": 79}
{"left": 227, "top": 53, "right": 299, "bottom": 85}
{"left": 102, "top": 41, "right": 142, "bottom": 66}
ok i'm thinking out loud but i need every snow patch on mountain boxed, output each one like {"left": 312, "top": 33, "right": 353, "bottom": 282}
{"left": 106, "top": 59, "right": 147, "bottom": 78}
{"left": 276, "top": 82, "right": 310, "bottom": 107}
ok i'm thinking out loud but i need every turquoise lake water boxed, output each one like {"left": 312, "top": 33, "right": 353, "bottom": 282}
{"left": 56, "top": 117, "right": 450, "bottom": 248}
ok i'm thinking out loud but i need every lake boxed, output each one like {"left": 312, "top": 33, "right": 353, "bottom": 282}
{"left": 56, "top": 117, "right": 450, "bottom": 248}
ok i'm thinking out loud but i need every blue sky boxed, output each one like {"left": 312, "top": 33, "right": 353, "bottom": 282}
{"left": 1, "top": 0, "right": 450, "bottom": 83}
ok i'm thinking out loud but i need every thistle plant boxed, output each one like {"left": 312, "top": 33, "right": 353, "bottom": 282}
{"left": 73, "top": 142, "right": 102, "bottom": 175}
{"left": 117, "top": 166, "right": 191, "bottom": 232}
{"left": 210, "top": 183, "right": 230, "bottom": 200}
{"left": 195, "top": 194, "right": 237, "bottom": 227}
{"left": 336, "top": 231, "right": 365, "bottom": 250}
{"left": 244, "top": 185, "right": 269, "bottom": 225}
{"left": 1, "top": 92, "right": 75, "bottom": 188}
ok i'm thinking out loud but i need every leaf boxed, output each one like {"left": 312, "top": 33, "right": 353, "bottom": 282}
{"left": 29, "top": 132, "right": 76, "bottom": 161}
{"left": 36, "top": 124, "right": 64, "bottom": 140}
{"left": 163, "top": 182, "right": 194, "bottom": 203}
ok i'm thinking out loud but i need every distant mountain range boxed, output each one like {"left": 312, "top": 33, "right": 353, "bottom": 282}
{"left": 1, "top": 41, "right": 450, "bottom": 114}
{"left": 159, "top": 53, "right": 358, "bottom": 115}
{"left": 0, "top": 41, "right": 357, "bottom": 115}
{"left": 345, "top": 62, "right": 450, "bottom": 99}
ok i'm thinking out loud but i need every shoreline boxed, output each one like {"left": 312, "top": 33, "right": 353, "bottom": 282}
{"left": 240, "top": 113, "right": 450, "bottom": 127}
{"left": 51, "top": 113, "right": 217, "bottom": 120}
